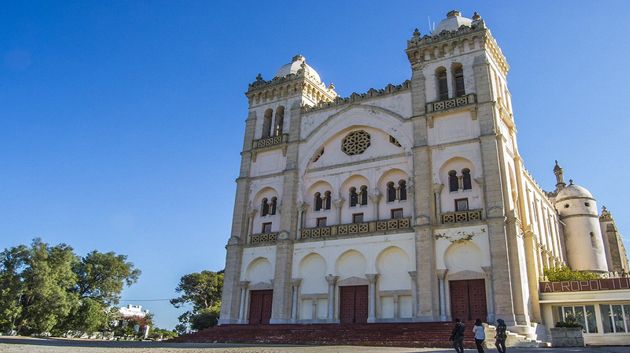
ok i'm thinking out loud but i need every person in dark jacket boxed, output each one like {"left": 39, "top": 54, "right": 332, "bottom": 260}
{"left": 495, "top": 318, "right": 507, "bottom": 353}
{"left": 449, "top": 318, "right": 465, "bottom": 353}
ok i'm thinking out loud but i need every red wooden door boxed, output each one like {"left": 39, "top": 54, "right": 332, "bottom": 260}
{"left": 248, "top": 290, "right": 273, "bottom": 325}
{"left": 450, "top": 279, "right": 487, "bottom": 322}
{"left": 339, "top": 285, "right": 368, "bottom": 324}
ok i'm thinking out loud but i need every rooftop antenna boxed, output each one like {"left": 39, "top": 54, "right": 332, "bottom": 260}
{"left": 427, "top": 16, "right": 434, "bottom": 35}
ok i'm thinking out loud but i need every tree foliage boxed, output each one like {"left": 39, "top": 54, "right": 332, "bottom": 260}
{"left": 0, "top": 239, "right": 140, "bottom": 335}
{"left": 170, "top": 270, "right": 223, "bottom": 333}
{"left": 544, "top": 265, "right": 600, "bottom": 282}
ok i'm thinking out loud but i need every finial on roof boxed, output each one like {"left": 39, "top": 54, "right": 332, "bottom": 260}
{"left": 472, "top": 12, "right": 481, "bottom": 21}
{"left": 255, "top": 73, "right": 263, "bottom": 81}
{"left": 447, "top": 10, "right": 461, "bottom": 18}
{"left": 413, "top": 28, "right": 421, "bottom": 39}
{"left": 292, "top": 54, "right": 305, "bottom": 63}
{"left": 328, "top": 82, "right": 335, "bottom": 90}
{"left": 554, "top": 160, "right": 565, "bottom": 190}
{"left": 569, "top": 179, "right": 574, "bottom": 185}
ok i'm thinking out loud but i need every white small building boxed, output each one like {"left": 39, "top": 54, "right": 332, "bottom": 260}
{"left": 119, "top": 304, "right": 149, "bottom": 318}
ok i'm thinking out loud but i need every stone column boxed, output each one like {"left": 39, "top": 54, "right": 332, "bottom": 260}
{"left": 325, "top": 275, "right": 338, "bottom": 322}
{"left": 248, "top": 209, "right": 257, "bottom": 236}
{"left": 366, "top": 274, "right": 379, "bottom": 323}
{"left": 522, "top": 231, "right": 542, "bottom": 322}
{"left": 408, "top": 271, "right": 418, "bottom": 319}
{"left": 334, "top": 198, "right": 344, "bottom": 224}
{"left": 481, "top": 266, "right": 495, "bottom": 323}
{"left": 297, "top": 203, "right": 308, "bottom": 239}
{"left": 432, "top": 183, "right": 444, "bottom": 221}
{"left": 291, "top": 278, "right": 302, "bottom": 322}
{"left": 270, "top": 232, "right": 294, "bottom": 324}
{"left": 436, "top": 269, "right": 448, "bottom": 321}
{"left": 369, "top": 192, "right": 382, "bottom": 220}
{"left": 238, "top": 281, "right": 250, "bottom": 323}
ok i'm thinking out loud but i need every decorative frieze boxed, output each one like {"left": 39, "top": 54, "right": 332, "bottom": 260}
{"left": 426, "top": 93, "right": 476, "bottom": 114}
{"left": 300, "top": 217, "right": 412, "bottom": 241}
{"left": 301, "top": 80, "right": 411, "bottom": 114}
{"left": 252, "top": 133, "right": 288, "bottom": 150}
{"left": 248, "top": 232, "right": 278, "bottom": 246}
{"left": 440, "top": 209, "right": 483, "bottom": 224}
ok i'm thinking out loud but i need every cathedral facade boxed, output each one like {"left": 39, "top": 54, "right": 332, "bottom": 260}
{"left": 218, "top": 10, "right": 629, "bottom": 343}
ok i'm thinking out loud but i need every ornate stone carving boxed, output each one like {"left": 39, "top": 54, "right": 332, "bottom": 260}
{"left": 426, "top": 94, "right": 476, "bottom": 114}
{"left": 300, "top": 217, "right": 412, "bottom": 241}
{"left": 301, "top": 80, "right": 411, "bottom": 113}
{"left": 440, "top": 209, "right": 484, "bottom": 224}
{"left": 341, "top": 130, "right": 371, "bottom": 156}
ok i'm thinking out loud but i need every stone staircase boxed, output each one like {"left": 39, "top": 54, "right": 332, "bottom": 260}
{"left": 484, "top": 324, "right": 546, "bottom": 348}
{"left": 173, "top": 322, "right": 480, "bottom": 348}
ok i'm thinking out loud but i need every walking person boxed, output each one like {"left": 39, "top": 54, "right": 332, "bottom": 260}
{"left": 449, "top": 318, "right": 465, "bottom": 353}
{"left": 472, "top": 318, "right": 485, "bottom": 353}
{"left": 495, "top": 319, "right": 507, "bottom": 353}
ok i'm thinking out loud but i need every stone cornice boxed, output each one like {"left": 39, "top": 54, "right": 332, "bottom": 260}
{"left": 246, "top": 70, "right": 337, "bottom": 106}
{"left": 406, "top": 21, "right": 508, "bottom": 75}
{"left": 301, "top": 80, "right": 411, "bottom": 114}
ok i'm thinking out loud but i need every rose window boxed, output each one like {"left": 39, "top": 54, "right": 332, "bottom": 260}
{"left": 341, "top": 130, "right": 371, "bottom": 155}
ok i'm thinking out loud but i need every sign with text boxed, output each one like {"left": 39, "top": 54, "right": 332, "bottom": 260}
{"left": 540, "top": 278, "right": 630, "bottom": 293}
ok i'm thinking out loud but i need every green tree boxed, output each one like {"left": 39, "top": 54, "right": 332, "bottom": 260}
{"left": 0, "top": 245, "right": 28, "bottom": 333}
{"left": 74, "top": 251, "right": 141, "bottom": 306}
{"left": 20, "top": 239, "right": 79, "bottom": 335}
{"left": 170, "top": 270, "right": 223, "bottom": 332}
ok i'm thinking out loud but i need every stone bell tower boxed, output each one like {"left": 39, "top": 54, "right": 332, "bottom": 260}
{"left": 405, "top": 10, "right": 533, "bottom": 330}
{"left": 219, "top": 55, "right": 336, "bottom": 324}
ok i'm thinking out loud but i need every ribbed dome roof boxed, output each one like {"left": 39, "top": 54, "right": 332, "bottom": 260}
{"left": 433, "top": 10, "right": 473, "bottom": 36}
{"left": 275, "top": 55, "right": 321, "bottom": 83}
{"left": 556, "top": 182, "right": 594, "bottom": 201}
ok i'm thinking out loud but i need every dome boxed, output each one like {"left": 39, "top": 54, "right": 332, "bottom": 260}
{"left": 275, "top": 55, "right": 321, "bottom": 83}
{"left": 556, "top": 182, "right": 594, "bottom": 201}
{"left": 433, "top": 10, "right": 473, "bottom": 35}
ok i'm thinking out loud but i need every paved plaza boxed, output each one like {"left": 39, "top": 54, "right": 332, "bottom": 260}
{"left": 1, "top": 337, "right": 630, "bottom": 353}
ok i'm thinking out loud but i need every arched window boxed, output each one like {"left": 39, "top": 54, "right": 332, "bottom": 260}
{"left": 274, "top": 106, "right": 285, "bottom": 136}
{"left": 398, "top": 180, "right": 407, "bottom": 201}
{"left": 324, "top": 191, "right": 332, "bottom": 210}
{"left": 448, "top": 170, "right": 459, "bottom": 192}
{"left": 462, "top": 168, "right": 472, "bottom": 190}
{"left": 453, "top": 64, "right": 465, "bottom": 97}
{"left": 261, "top": 198, "right": 269, "bottom": 216}
{"left": 262, "top": 109, "right": 273, "bottom": 138}
{"left": 360, "top": 185, "right": 368, "bottom": 206}
{"left": 314, "top": 192, "right": 322, "bottom": 211}
{"left": 387, "top": 182, "right": 396, "bottom": 202}
{"left": 349, "top": 187, "right": 358, "bottom": 207}
{"left": 436, "top": 67, "right": 448, "bottom": 100}
{"left": 270, "top": 197, "right": 277, "bottom": 215}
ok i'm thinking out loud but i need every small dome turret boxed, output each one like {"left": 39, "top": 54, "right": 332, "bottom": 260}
{"left": 432, "top": 10, "right": 473, "bottom": 35}
{"left": 555, "top": 181, "right": 593, "bottom": 201}
{"left": 275, "top": 55, "right": 322, "bottom": 83}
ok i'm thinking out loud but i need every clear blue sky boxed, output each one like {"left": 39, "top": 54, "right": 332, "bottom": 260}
{"left": 2, "top": 1, "right": 630, "bottom": 330}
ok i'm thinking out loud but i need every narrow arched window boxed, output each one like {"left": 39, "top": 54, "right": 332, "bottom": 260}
{"left": 314, "top": 192, "right": 322, "bottom": 211}
{"left": 436, "top": 67, "right": 448, "bottom": 100}
{"left": 453, "top": 64, "right": 465, "bottom": 97}
{"left": 360, "top": 185, "right": 368, "bottom": 206}
{"left": 349, "top": 187, "right": 358, "bottom": 207}
{"left": 462, "top": 168, "right": 472, "bottom": 190}
{"left": 270, "top": 197, "right": 277, "bottom": 215}
{"left": 324, "top": 191, "right": 332, "bottom": 210}
{"left": 448, "top": 170, "right": 459, "bottom": 192}
{"left": 274, "top": 106, "right": 285, "bottom": 136}
{"left": 261, "top": 198, "right": 269, "bottom": 216}
{"left": 398, "top": 180, "right": 407, "bottom": 201}
{"left": 262, "top": 109, "right": 273, "bottom": 138}
{"left": 387, "top": 182, "right": 396, "bottom": 202}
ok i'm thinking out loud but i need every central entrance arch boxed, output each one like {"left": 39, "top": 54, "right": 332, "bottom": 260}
{"left": 449, "top": 279, "right": 487, "bottom": 322}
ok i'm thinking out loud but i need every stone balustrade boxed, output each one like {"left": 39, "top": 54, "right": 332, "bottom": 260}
{"left": 440, "top": 209, "right": 483, "bottom": 224}
{"left": 426, "top": 93, "right": 476, "bottom": 113}
{"left": 248, "top": 232, "right": 278, "bottom": 246}
{"left": 300, "top": 217, "right": 412, "bottom": 241}
{"left": 252, "top": 134, "right": 288, "bottom": 150}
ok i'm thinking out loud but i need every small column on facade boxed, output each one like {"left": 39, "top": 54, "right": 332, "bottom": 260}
{"left": 248, "top": 208, "right": 257, "bottom": 236}
{"left": 291, "top": 278, "right": 302, "bottom": 322}
{"left": 369, "top": 191, "right": 382, "bottom": 220}
{"left": 432, "top": 184, "right": 444, "bottom": 221}
{"left": 436, "top": 269, "right": 448, "bottom": 321}
{"left": 334, "top": 198, "right": 345, "bottom": 224}
{"left": 325, "top": 275, "right": 338, "bottom": 322}
{"left": 238, "top": 281, "right": 250, "bottom": 324}
{"left": 408, "top": 271, "right": 418, "bottom": 319}
{"left": 481, "top": 266, "right": 496, "bottom": 323}
{"left": 366, "top": 274, "right": 379, "bottom": 323}
{"left": 297, "top": 203, "right": 308, "bottom": 239}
